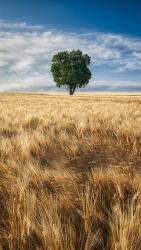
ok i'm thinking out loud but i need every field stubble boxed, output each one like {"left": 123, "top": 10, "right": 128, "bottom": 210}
{"left": 0, "top": 93, "right": 141, "bottom": 249}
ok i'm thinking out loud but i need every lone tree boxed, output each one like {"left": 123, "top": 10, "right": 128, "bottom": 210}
{"left": 51, "top": 50, "right": 92, "bottom": 95}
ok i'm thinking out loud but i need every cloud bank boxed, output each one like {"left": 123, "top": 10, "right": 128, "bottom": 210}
{"left": 0, "top": 21, "right": 141, "bottom": 92}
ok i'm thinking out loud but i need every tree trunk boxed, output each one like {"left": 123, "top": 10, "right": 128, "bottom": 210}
{"left": 69, "top": 85, "right": 76, "bottom": 95}
{"left": 69, "top": 88, "right": 73, "bottom": 95}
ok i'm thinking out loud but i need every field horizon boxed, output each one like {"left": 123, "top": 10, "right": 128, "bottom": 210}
{"left": 1, "top": 92, "right": 141, "bottom": 96}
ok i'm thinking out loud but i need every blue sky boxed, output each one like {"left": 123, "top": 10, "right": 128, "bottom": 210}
{"left": 0, "top": 0, "right": 141, "bottom": 92}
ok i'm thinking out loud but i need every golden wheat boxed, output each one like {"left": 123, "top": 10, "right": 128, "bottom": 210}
{"left": 0, "top": 93, "right": 141, "bottom": 250}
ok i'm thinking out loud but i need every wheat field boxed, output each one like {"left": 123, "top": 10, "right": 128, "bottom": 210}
{"left": 0, "top": 93, "right": 141, "bottom": 250}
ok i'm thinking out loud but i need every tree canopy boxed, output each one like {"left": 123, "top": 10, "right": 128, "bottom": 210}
{"left": 51, "top": 50, "right": 92, "bottom": 95}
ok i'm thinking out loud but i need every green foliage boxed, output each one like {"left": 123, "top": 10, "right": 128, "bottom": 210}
{"left": 51, "top": 50, "right": 92, "bottom": 95}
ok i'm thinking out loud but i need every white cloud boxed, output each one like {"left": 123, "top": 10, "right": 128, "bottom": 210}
{"left": 10, "top": 59, "right": 35, "bottom": 71}
{"left": 0, "top": 21, "right": 141, "bottom": 91}
{"left": 0, "top": 20, "right": 44, "bottom": 30}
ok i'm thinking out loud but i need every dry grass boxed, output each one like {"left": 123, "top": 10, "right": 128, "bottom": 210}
{"left": 0, "top": 92, "right": 141, "bottom": 250}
